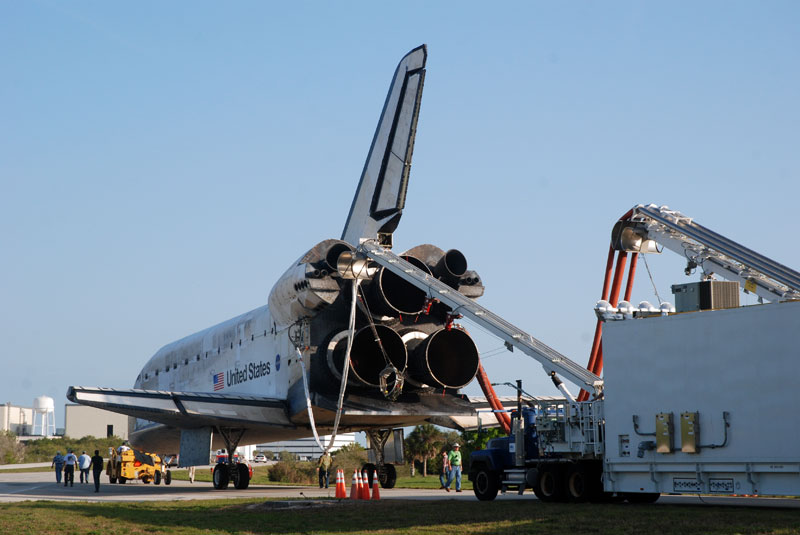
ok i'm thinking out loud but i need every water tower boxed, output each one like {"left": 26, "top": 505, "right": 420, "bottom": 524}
{"left": 32, "top": 396, "right": 56, "bottom": 437}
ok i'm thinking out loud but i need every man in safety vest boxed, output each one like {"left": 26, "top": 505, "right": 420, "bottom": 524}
{"left": 444, "top": 443, "right": 463, "bottom": 492}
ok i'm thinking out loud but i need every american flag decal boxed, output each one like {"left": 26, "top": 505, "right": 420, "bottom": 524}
{"left": 213, "top": 372, "right": 225, "bottom": 391}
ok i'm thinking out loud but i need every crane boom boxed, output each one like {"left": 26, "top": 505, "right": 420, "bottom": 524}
{"left": 357, "top": 241, "right": 603, "bottom": 394}
{"left": 630, "top": 204, "right": 800, "bottom": 302}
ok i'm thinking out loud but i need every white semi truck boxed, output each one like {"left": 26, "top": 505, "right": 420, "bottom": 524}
{"left": 359, "top": 204, "right": 800, "bottom": 502}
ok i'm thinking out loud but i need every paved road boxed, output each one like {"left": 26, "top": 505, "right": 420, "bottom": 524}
{"left": 0, "top": 470, "right": 494, "bottom": 503}
{"left": 1, "top": 470, "right": 798, "bottom": 508}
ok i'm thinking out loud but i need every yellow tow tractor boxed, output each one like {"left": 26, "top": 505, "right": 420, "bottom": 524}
{"left": 107, "top": 447, "right": 172, "bottom": 485}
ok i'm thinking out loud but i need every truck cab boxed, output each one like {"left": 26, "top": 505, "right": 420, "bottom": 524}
{"left": 468, "top": 407, "right": 541, "bottom": 500}
{"left": 468, "top": 399, "right": 608, "bottom": 502}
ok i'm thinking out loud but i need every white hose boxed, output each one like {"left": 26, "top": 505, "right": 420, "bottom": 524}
{"left": 298, "top": 278, "right": 360, "bottom": 453}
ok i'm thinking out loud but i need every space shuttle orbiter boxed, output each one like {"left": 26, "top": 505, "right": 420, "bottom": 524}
{"left": 68, "top": 45, "right": 489, "bottom": 490}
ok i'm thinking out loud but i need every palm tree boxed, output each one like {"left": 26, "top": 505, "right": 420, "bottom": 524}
{"left": 410, "top": 424, "right": 445, "bottom": 477}
{"left": 404, "top": 431, "right": 424, "bottom": 477}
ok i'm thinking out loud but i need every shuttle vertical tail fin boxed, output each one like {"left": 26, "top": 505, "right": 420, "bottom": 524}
{"left": 341, "top": 45, "right": 427, "bottom": 247}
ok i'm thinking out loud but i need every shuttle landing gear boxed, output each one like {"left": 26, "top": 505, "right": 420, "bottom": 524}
{"left": 365, "top": 429, "right": 398, "bottom": 489}
{"left": 213, "top": 427, "right": 250, "bottom": 490}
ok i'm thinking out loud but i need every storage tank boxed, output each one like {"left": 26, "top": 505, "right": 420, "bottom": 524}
{"left": 32, "top": 395, "right": 56, "bottom": 436}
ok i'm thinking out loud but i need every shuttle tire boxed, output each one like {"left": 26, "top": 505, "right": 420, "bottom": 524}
{"left": 213, "top": 463, "right": 230, "bottom": 490}
{"left": 234, "top": 464, "right": 250, "bottom": 490}
{"left": 379, "top": 464, "right": 397, "bottom": 489}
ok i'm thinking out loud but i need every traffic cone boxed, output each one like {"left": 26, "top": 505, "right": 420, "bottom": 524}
{"left": 350, "top": 470, "right": 359, "bottom": 500}
{"left": 333, "top": 470, "right": 339, "bottom": 498}
{"left": 358, "top": 472, "right": 369, "bottom": 500}
{"left": 361, "top": 470, "right": 371, "bottom": 500}
{"left": 371, "top": 469, "right": 380, "bottom": 500}
{"left": 336, "top": 469, "right": 346, "bottom": 499}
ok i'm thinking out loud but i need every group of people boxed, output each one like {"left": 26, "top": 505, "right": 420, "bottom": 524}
{"left": 51, "top": 449, "right": 105, "bottom": 492}
{"left": 439, "top": 442, "right": 463, "bottom": 492}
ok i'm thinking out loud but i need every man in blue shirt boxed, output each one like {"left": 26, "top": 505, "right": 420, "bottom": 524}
{"left": 78, "top": 451, "right": 91, "bottom": 484}
{"left": 51, "top": 451, "right": 65, "bottom": 484}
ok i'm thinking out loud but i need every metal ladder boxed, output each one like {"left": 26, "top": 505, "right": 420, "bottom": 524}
{"left": 633, "top": 204, "right": 800, "bottom": 302}
{"left": 357, "top": 241, "right": 603, "bottom": 395}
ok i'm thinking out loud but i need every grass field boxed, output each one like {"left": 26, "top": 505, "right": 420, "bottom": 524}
{"left": 0, "top": 466, "right": 52, "bottom": 474}
{"left": 168, "top": 466, "right": 473, "bottom": 490}
{"left": 1, "top": 497, "right": 800, "bottom": 535}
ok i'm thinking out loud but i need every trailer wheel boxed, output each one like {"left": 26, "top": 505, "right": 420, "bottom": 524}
{"left": 234, "top": 463, "right": 250, "bottom": 489}
{"left": 533, "top": 465, "right": 565, "bottom": 502}
{"left": 109, "top": 476, "right": 117, "bottom": 484}
{"left": 164, "top": 471, "right": 172, "bottom": 485}
{"left": 212, "top": 463, "right": 230, "bottom": 490}
{"left": 154, "top": 470, "right": 161, "bottom": 485}
{"left": 623, "top": 492, "right": 660, "bottom": 504}
{"left": 472, "top": 468, "right": 499, "bottom": 501}
{"left": 118, "top": 477, "right": 127, "bottom": 484}
{"left": 566, "top": 464, "right": 596, "bottom": 502}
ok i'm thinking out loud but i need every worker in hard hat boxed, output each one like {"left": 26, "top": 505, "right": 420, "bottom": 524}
{"left": 444, "top": 443, "right": 463, "bottom": 493}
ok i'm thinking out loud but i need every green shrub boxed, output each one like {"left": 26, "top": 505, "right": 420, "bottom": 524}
{"left": 331, "top": 442, "right": 368, "bottom": 475}
{"left": 267, "top": 460, "right": 316, "bottom": 483}
{"left": 0, "top": 431, "right": 24, "bottom": 464}
{"left": 22, "top": 436, "right": 124, "bottom": 463}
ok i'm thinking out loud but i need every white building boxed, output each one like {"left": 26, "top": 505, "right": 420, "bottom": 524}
{"left": 64, "top": 404, "right": 129, "bottom": 440}
{"left": 1, "top": 403, "right": 33, "bottom": 436}
{"left": 256, "top": 433, "right": 357, "bottom": 461}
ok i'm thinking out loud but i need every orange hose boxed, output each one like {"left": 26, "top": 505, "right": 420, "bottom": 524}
{"left": 578, "top": 210, "right": 636, "bottom": 401}
{"left": 476, "top": 363, "right": 511, "bottom": 434}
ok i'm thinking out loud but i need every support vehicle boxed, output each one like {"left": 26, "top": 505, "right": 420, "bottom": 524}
{"left": 107, "top": 448, "right": 172, "bottom": 485}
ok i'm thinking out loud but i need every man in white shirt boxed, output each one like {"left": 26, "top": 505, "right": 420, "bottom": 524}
{"left": 63, "top": 449, "right": 79, "bottom": 487}
{"left": 78, "top": 451, "right": 91, "bottom": 484}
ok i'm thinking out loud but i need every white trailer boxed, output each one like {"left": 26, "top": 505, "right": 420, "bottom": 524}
{"left": 603, "top": 299, "right": 800, "bottom": 496}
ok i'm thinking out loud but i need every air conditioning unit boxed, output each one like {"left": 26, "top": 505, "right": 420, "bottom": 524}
{"left": 671, "top": 281, "right": 740, "bottom": 313}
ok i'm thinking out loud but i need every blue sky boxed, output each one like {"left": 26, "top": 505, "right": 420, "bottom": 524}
{"left": 2, "top": 2, "right": 798, "bottom": 427}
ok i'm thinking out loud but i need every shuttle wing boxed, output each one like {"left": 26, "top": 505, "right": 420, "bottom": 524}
{"left": 66, "top": 386, "right": 293, "bottom": 429}
{"left": 341, "top": 45, "right": 427, "bottom": 246}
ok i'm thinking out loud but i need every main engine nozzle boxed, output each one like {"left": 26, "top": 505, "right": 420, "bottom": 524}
{"left": 326, "top": 325, "right": 407, "bottom": 388}
{"left": 368, "top": 255, "right": 432, "bottom": 316}
{"left": 434, "top": 249, "right": 468, "bottom": 288}
{"left": 406, "top": 328, "right": 479, "bottom": 389}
